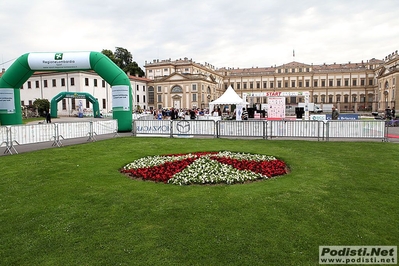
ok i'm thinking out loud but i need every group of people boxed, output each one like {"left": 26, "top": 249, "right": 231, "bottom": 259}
{"left": 385, "top": 106, "right": 396, "bottom": 120}
{"left": 153, "top": 108, "right": 208, "bottom": 120}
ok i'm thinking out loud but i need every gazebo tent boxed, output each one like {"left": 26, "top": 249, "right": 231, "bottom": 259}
{"left": 209, "top": 85, "right": 248, "bottom": 112}
{"left": 209, "top": 85, "right": 249, "bottom": 120}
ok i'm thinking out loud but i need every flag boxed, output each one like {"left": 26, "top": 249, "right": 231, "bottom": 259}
{"left": 293, "top": 50, "right": 295, "bottom": 57}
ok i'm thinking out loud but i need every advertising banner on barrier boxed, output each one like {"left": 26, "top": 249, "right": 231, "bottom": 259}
{"left": 325, "top": 114, "right": 360, "bottom": 120}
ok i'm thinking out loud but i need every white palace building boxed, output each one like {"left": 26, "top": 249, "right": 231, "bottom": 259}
{"left": 1, "top": 49, "right": 398, "bottom": 116}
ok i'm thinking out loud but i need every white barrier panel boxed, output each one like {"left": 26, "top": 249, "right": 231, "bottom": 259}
{"left": 91, "top": 120, "right": 119, "bottom": 135}
{"left": 10, "top": 124, "right": 54, "bottom": 145}
{"left": 57, "top": 122, "right": 89, "bottom": 139}
{"left": 0, "top": 120, "right": 118, "bottom": 146}
{"left": 327, "top": 120, "right": 385, "bottom": 139}
{"left": 0, "top": 126, "right": 7, "bottom": 143}
{"left": 172, "top": 120, "right": 215, "bottom": 136}
{"left": 218, "top": 120, "right": 264, "bottom": 138}
{"left": 269, "top": 120, "right": 322, "bottom": 139}
{"left": 134, "top": 120, "right": 171, "bottom": 136}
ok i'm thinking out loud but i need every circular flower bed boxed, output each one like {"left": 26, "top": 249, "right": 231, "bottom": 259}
{"left": 121, "top": 151, "right": 289, "bottom": 185}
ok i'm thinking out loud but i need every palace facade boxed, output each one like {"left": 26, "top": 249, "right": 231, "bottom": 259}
{"left": 145, "top": 51, "right": 399, "bottom": 113}
{"left": 2, "top": 49, "right": 398, "bottom": 116}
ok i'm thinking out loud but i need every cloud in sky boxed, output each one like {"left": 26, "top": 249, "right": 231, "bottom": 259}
{"left": 1, "top": 0, "right": 398, "bottom": 70}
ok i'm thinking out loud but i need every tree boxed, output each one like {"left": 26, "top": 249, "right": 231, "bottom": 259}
{"left": 101, "top": 49, "right": 116, "bottom": 62}
{"left": 101, "top": 47, "right": 144, "bottom": 77}
{"left": 33, "top": 98, "right": 50, "bottom": 117}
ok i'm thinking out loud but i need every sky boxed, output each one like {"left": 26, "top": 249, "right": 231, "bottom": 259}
{"left": 1, "top": 0, "right": 398, "bottom": 71}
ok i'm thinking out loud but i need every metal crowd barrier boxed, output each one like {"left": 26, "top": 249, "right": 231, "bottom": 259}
{"left": 1, "top": 120, "right": 118, "bottom": 154}
{"left": 133, "top": 119, "right": 387, "bottom": 141}
{"left": 0, "top": 119, "right": 389, "bottom": 155}
{"left": 326, "top": 120, "right": 386, "bottom": 140}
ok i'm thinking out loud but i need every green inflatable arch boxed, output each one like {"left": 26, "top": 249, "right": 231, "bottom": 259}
{"left": 0, "top": 51, "right": 133, "bottom": 132}
{"left": 50, "top": 92, "right": 100, "bottom": 118}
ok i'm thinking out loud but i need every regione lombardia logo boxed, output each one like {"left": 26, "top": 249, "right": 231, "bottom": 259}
{"left": 55, "top": 53, "right": 63, "bottom": 60}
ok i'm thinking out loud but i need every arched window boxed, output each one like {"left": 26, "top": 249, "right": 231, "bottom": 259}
{"left": 171, "top": 85, "right": 183, "bottom": 93}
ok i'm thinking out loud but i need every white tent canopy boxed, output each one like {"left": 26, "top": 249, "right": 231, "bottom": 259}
{"left": 209, "top": 86, "right": 248, "bottom": 111}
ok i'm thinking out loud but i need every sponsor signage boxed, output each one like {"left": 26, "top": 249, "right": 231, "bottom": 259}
{"left": 0, "top": 89, "right": 16, "bottom": 114}
{"left": 325, "top": 114, "right": 360, "bottom": 120}
{"left": 244, "top": 91, "right": 310, "bottom": 97}
{"left": 28, "top": 52, "right": 91, "bottom": 70}
{"left": 112, "top": 85, "right": 130, "bottom": 111}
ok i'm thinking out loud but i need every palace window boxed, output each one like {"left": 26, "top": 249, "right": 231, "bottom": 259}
{"left": 148, "top": 87, "right": 154, "bottom": 104}
{"left": 368, "top": 79, "right": 373, "bottom": 86}
{"left": 171, "top": 85, "right": 183, "bottom": 93}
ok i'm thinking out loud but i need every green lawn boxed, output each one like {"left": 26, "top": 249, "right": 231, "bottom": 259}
{"left": 1, "top": 137, "right": 398, "bottom": 265}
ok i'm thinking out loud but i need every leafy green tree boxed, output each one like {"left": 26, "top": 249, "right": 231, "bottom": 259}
{"left": 101, "top": 49, "right": 116, "bottom": 62}
{"left": 101, "top": 47, "right": 144, "bottom": 77}
{"left": 33, "top": 99, "right": 50, "bottom": 117}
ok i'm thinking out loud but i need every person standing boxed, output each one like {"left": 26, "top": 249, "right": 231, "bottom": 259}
{"left": 46, "top": 111, "right": 51, "bottom": 123}
{"left": 332, "top": 106, "right": 339, "bottom": 120}
{"left": 391, "top": 107, "right": 396, "bottom": 120}
{"left": 190, "top": 109, "right": 196, "bottom": 120}
{"left": 241, "top": 108, "right": 248, "bottom": 120}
